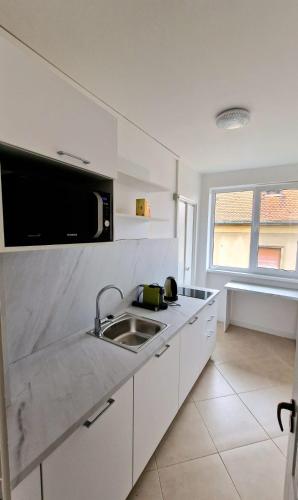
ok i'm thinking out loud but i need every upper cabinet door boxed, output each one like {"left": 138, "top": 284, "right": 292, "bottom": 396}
{"left": 11, "top": 467, "right": 42, "bottom": 500}
{"left": 133, "top": 334, "right": 180, "bottom": 483}
{"left": 0, "top": 36, "right": 117, "bottom": 178}
{"left": 42, "top": 379, "right": 133, "bottom": 500}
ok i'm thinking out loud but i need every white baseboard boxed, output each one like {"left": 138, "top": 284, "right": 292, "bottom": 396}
{"left": 229, "top": 320, "right": 296, "bottom": 340}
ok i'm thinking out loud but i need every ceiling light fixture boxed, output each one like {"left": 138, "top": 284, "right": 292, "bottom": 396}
{"left": 216, "top": 108, "right": 250, "bottom": 130}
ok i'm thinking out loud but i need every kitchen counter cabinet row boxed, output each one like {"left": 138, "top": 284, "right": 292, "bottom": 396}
{"left": 11, "top": 297, "right": 218, "bottom": 500}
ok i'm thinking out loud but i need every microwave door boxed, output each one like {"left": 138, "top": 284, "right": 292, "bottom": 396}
{"left": 58, "top": 189, "right": 103, "bottom": 243}
{"left": 92, "top": 192, "right": 103, "bottom": 239}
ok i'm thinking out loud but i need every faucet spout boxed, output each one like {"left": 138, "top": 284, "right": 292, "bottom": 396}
{"left": 94, "top": 285, "right": 124, "bottom": 337}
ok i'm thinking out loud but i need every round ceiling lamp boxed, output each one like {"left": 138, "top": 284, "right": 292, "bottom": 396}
{"left": 216, "top": 108, "right": 250, "bottom": 130}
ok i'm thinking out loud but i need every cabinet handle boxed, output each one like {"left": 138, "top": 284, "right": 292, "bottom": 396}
{"left": 155, "top": 344, "right": 170, "bottom": 358}
{"left": 57, "top": 150, "right": 90, "bottom": 165}
{"left": 208, "top": 300, "right": 215, "bottom": 306}
{"left": 189, "top": 316, "right": 199, "bottom": 325}
{"left": 84, "top": 398, "right": 115, "bottom": 428}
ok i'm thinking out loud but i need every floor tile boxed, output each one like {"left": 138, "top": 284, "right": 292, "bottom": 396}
{"left": 221, "top": 440, "right": 286, "bottom": 500}
{"left": 158, "top": 453, "right": 240, "bottom": 500}
{"left": 144, "top": 454, "right": 157, "bottom": 472}
{"left": 239, "top": 384, "right": 292, "bottom": 437}
{"left": 273, "top": 435, "right": 289, "bottom": 456}
{"left": 197, "top": 394, "right": 268, "bottom": 451}
{"left": 190, "top": 361, "right": 234, "bottom": 402}
{"left": 155, "top": 401, "right": 216, "bottom": 468}
{"left": 266, "top": 335, "right": 296, "bottom": 366}
{"left": 217, "top": 355, "right": 293, "bottom": 393}
{"left": 212, "top": 325, "right": 273, "bottom": 364}
{"left": 213, "top": 325, "right": 295, "bottom": 367}
{"left": 127, "top": 470, "right": 163, "bottom": 500}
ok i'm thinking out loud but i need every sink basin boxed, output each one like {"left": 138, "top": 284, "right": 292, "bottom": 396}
{"left": 88, "top": 313, "right": 168, "bottom": 353}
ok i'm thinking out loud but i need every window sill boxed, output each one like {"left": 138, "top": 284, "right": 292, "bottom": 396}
{"left": 206, "top": 268, "right": 298, "bottom": 285}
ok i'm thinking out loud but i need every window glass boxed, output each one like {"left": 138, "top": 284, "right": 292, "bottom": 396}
{"left": 213, "top": 191, "right": 254, "bottom": 269}
{"left": 258, "top": 189, "right": 298, "bottom": 271}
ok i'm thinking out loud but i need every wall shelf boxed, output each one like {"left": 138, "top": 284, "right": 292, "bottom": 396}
{"left": 117, "top": 171, "right": 170, "bottom": 193}
{"left": 115, "top": 213, "right": 169, "bottom": 222}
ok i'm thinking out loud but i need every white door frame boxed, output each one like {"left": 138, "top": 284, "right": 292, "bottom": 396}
{"left": 174, "top": 194, "right": 198, "bottom": 285}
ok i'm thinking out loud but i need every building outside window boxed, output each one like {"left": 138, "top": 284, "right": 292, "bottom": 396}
{"left": 209, "top": 184, "right": 298, "bottom": 278}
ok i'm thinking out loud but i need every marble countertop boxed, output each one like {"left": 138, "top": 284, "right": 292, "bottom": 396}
{"left": 7, "top": 289, "right": 219, "bottom": 487}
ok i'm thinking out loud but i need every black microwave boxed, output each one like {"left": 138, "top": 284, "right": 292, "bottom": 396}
{"left": 0, "top": 145, "right": 113, "bottom": 246}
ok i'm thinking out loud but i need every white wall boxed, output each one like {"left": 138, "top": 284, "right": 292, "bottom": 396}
{"left": 196, "top": 163, "right": 298, "bottom": 338}
{"left": 177, "top": 160, "right": 201, "bottom": 203}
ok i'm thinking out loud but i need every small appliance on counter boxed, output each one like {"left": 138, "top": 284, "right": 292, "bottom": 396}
{"left": 164, "top": 276, "right": 178, "bottom": 302}
{"left": 132, "top": 284, "right": 168, "bottom": 311}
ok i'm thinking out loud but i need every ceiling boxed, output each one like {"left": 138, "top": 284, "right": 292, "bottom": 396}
{"left": 1, "top": 0, "right": 298, "bottom": 172}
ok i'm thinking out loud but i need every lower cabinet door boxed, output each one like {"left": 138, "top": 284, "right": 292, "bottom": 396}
{"left": 11, "top": 468, "right": 42, "bottom": 500}
{"left": 179, "top": 300, "right": 218, "bottom": 407}
{"left": 133, "top": 334, "right": 180, "bottom": 483}
{"left": 179, "top": 312, "right": 205, "bottom": 407}
{"left": 42, "top": 379, "right": 133, "bottom": 500}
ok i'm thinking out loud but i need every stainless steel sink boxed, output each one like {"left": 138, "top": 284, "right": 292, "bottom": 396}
{"left": 88, "top": 313, "right": 169, "bottom": 353}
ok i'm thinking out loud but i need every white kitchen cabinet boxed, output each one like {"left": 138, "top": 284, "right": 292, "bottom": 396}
{"left": 200, "top": 299, "right": 218, "bottom": 368}
{"left": 179, "top": 312, "right": 205, "bottom": 406}
{"left": 0, "top": 35, "right": 117, "bottom": 179}
{"left": 11, "top": 467, "right": 41, "bottom": 500}
{"left": 179, "top": 298, "right": 218, "bottom": 407}
{"left": 133, "top": 334, "right": 180, "bottom": 483}
{"left": 42, "top": 379, "right": 133, "bottom": 500}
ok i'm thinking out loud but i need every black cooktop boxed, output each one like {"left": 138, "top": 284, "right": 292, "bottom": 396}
{"left": 178, "top": 287, "right": 213, "bottom": 300}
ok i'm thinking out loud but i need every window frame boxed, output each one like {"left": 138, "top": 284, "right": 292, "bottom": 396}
{"left": 207, "top": 182, "right": 298, "bottom": 279}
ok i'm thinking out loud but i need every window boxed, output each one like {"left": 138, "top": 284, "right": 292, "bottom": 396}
{"left": 213, "top": 190, "right": 253, "bottom": 269}
{"left": 177, "top": 197, "right": 197, "bottom": 285}
{"left": 209, "top": 184, "right": 298, "bottom": 278}
{"left": 258, "top": 247, "right": 281, "bottom": 269}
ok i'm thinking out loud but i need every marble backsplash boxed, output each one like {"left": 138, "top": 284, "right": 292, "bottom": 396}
{"left": 0, "top": 238, "right": 178, "bottom": 365}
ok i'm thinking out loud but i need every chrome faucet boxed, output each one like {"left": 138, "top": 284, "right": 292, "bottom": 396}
{"left": 94, "top": 285, "right": 124, "bottom": 337}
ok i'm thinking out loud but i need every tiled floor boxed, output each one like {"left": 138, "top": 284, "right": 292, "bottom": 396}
{"left": 128, "top": 323, "right": 295, "bottom": 500}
